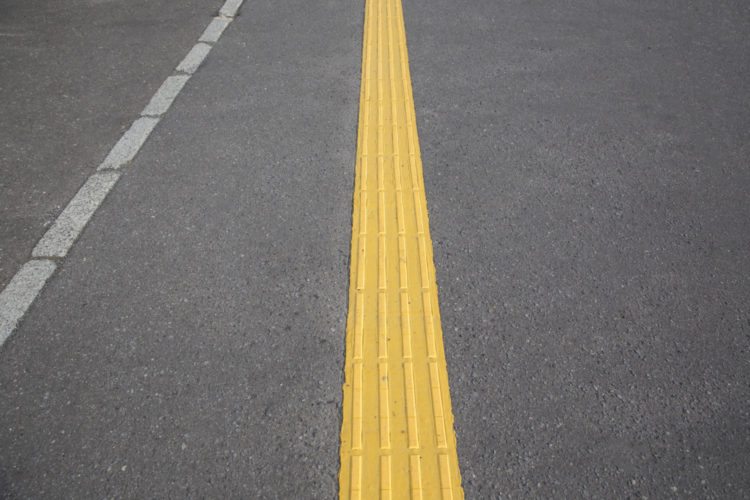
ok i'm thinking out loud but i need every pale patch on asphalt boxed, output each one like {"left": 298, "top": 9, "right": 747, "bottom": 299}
{"left": 142, "top": 75, "right": 190, "bottom": 116}
{"left": 0, "top": 260, "right": 56, "bottom": 346}
{"left": 0, "top": 0, "right": 245, "bottom": 347}
{"left": 32, "top": 172, "right": 121, "bottom": 258}
{"left": 97, "top": 117, "right": 160, "bottom": 170}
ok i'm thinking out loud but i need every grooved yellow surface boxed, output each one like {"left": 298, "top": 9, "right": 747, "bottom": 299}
{"left": 339, "top": 0, "right": 463, "bottom": 497}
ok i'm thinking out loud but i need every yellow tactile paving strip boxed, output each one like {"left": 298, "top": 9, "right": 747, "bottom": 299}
{"left": 338, "top": 0, "right": 463, "bottom": 497}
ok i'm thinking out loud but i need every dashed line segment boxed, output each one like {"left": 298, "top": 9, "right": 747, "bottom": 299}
{"left": 0, "top": 0, "right": 244, "bottom": 348}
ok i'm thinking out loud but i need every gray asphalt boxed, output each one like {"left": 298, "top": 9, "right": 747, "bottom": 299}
{"left": 1, "top": 0, "right": 750, "bottom": 498}
{"left": 0, "top": 0, "right": 222, "bottom": 290}
{"left": 404, "top": 0, "right": 750, "bottom": 497}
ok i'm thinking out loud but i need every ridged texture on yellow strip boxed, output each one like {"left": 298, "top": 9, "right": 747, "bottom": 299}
{"left": 339, "top": 0, "right": 463, "bottom": 497}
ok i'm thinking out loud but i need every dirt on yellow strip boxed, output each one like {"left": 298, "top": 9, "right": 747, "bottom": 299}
{"left": 338, "top": 0, "right": 463, "bottom": 497}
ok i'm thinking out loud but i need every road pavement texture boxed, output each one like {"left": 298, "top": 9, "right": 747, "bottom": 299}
{"left": 1, "top": 0, "right": 749, "bottom": 498}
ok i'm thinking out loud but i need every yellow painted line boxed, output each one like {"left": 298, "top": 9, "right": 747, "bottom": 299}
{"left": 339, "top": 0, "right": 463, "bottom": 497}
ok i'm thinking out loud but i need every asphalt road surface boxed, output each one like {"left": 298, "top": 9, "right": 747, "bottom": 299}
{"left": 1, "top": 0, "right": 749, "bottom": 498}
{"left": 405, "top": 0, "right": 750, "bottom": 497}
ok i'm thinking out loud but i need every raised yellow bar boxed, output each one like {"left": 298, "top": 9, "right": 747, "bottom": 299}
{"left": 339, "top": 0, "right": 463, "bottom": 497}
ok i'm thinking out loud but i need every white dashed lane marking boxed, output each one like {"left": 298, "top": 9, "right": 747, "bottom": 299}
{"left": 0, "top": 260, "right": 56, "bottom": 345}
{"left": 97, "top": 117, "right": 160, "bottom": 170}
{"left": 219, "top": 0, "right": 243, "bottom": 18}
{"left": 176, "top": 43, "right": 213, "bottom": 75}
{"left": 199, "top": 17, "right": 231, "bottom": 43}
{"left": 142, "top": 75, "right": 191, "bottom": 116}
{"left": 0, "top": 0, "right": 245, "bottom": 348}
{"left": 32, "top": 172, "right": 121, "bottom": 258}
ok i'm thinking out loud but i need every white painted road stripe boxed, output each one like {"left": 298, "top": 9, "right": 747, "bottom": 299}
{"left": 176, "top": 43, "right": 212, "bottom": 74}
{"left": 0, "top": 0, "right": 244, "bottom": 348}
{"left": 97, "top": 117, "right": 159, "bottom": 170}
{"left": 199, "top": 17, "right": 231, "bottom": 43}
{"left": 32, "top": 172, "right": 121, "bottom": 258}
{"left": 0, "top": 260, "right": 56, "bottom": 345}
{"left": 142, "top": 75, "right": 190, "bottom": 116}
{"left": 219, "top": 0, "right": 243, "bottom": 18}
